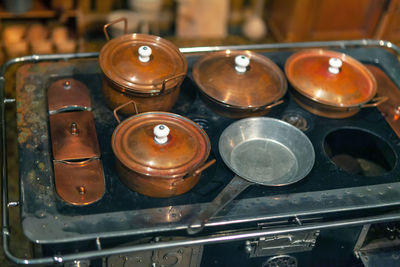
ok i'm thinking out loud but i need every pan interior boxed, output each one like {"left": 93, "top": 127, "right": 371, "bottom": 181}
{"left": 219, "top": 117, "right": 315, "bottom": 186}
{"left": 231, "top": 139, "right": 298, "bottom": 185}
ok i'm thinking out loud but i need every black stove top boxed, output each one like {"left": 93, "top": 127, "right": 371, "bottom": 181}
{"left": 16, "top": 47, "right": 400, "bottom": 244}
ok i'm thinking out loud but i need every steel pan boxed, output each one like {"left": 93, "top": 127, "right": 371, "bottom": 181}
{"left": 187, "top": 117, "right": 315, "bottom": 234}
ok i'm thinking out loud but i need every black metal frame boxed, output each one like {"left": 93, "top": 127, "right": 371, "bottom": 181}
{"left": 2, "top": 40, "right": 400, "bottom": 265}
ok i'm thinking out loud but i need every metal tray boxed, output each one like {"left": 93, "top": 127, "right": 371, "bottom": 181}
{"left": 3, "top": 40, "right": 400, "bottom": 265}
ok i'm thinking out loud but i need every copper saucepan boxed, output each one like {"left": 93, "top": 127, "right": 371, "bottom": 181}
{"left": 193, "top": 50, "right": 287, "bottom": 118}
{"left": 99, "top": 18, "right": 187, "bottom": 115}
{"left": 285, "top": 49, "right": 387, "bottom": 119}
{"left": 111, "top": 101, "right": 215, "bottom": 198}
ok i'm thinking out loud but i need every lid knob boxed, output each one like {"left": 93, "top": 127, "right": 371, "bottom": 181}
{"left": 235, "top": 55, "right": 250, "bottom": 73}
{"left": 138, "top": 45, "right": 152, "bottom": 63}
{"left": 328, "top": 57, "right": 343, "bottom": 74}
{"left": 154, "top": 124, "right": 170, "bottom": 144}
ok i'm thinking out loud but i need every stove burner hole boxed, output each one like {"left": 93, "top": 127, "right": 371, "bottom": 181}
{"left": 324, "top": 129, "right": 396, "bottom": 176}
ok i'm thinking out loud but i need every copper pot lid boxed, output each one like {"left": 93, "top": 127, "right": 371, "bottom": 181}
{"left": 192, "top": 50, "right": 287, "bottom": 108}
{"left": 112, "top": 112, "right": 210, "bottom": 177}
{"left": 99, "top": 34, "right": 187, "bottom": 93}
{"left": 285, "top": 49, "right": 377, "bottom": 107}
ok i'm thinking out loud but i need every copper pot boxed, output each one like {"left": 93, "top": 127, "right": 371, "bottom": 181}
{"left": 285, "top": 49, "right": 387, "bottom": 118}
{"left": 99, "top": 18, "right": 187, "bottom": 115}
{"left": 112, "top": 102, "right": 215, "bottom": 197}
{"left": 192, "top": 50, "right": 287, "bottom": 118}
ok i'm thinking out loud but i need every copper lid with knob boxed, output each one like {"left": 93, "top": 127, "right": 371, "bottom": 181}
{"left": 192, "top": 50, "right": 287, "bottom": 109}
{"left": 112, "top": 112, "right": 211, "bottom": 178}
{"left": 285, "top": 49, "right": 377, "bottom": 107}
{"left": 99, "top": 33, "right": 187, "bottom": 94}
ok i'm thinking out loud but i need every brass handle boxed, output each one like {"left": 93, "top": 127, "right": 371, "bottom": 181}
{"left": 113, "top": 100, "right": 139, "bottom": 124}
{"left": 361, "top": 96, "right": 389, "bottom": 108}
{"left": 103, "top": 17, "right": 127, "bottom": 41}
{"left": 152, "top": 73, "right": 186, "bottom": 93}
{"left": 263, "top": 99, "right": 284, "bottom": 110}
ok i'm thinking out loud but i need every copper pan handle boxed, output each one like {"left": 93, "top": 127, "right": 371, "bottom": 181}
{"left": 152, "top": 73, "right": 186, "bottom": 93}
{"left": 263, "top": 99, "right": 284, "bottom": 110}
{"left": 113, "top": 100, "right": 139, "bottom": 124}
{"left": 186, "top": 159, "right": 216, "bottom": 178}
{"left": 104, "top": 17, "right": 127, "bottom": 41}
{"left": 361, "top": 96, "right": 389, "bottom": 108}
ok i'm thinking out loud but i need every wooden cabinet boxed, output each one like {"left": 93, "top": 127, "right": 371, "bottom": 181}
{"left": 266, "top": 0, "right": 389, "bottom": 42}
{"left": 375, "top": 0, "right": 400, "bottom": 42}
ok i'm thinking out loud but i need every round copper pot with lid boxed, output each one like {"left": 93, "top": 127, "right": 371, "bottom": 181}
{"left": 99, "top": 18, "right": 187, "bottom": 115}
{"left": 192, "top": 50, "right": 287, "bottom": 118}
{"left": 111, "top": 102, "right": 215, "bottom": 197}
{"left": 285, "top": 49, "right": 387, "bottom": 118}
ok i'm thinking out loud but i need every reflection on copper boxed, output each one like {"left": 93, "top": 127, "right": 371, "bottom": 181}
{"left": 366, "top": 65, "right": 400, "bottom": 138}
{"left": 49, "top": 111, "right": 100, "bottom": 161}
{"left": 394, "top": 106, "right": 400, "bottom": 121}
{"left": 70, "top": 122, "right": 79, "bottom": 135}
{"left": 54, "top": 159, "right": 105, "bottom": 206}
{"left": 63, "top": 80, "right": 71, "bottom": 89}
{"left": 78, "top": 186, "right": 86, "bottom": 195}
{"left": 48, "top": 78, "right": 91, "bottom": 114}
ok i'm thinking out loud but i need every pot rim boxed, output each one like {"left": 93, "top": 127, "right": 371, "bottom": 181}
{"left": 112, "top": 112, "right": 211, "bottom": 178}
{"left": 200, "top": 89, "right": 283, "bottom": 111}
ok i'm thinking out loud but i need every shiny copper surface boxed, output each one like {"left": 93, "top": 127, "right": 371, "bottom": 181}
{"left": 99, "top": 33, "right": 187, "bottom": 93}
{"left": 200, "top": 91, "right": 284, "bottom": 118}
{"left": 285, "top": 49, "right": 377, "bottom": 107}
{"left": 193, "top": 50, "right": 287, "bottom": 111}
{"left": 366, "top": 65, "right": 400, "bottom": 138}
{"left": 102, "top": 77, "right": 181, "bottom": 115}
{"left": 49, "top": 111, "right": 100, "bottom": 160}
{"left": 47, "top": 78, "right": 91, "bottom": 114}
{"left": 112, "top": 112, "right": 213, "bottom": 197}
{"left": 112, "top": 112, "right": 210, "bottom": 177}
{"left": 54, "top": 159, "right": 105, "bottom": 205}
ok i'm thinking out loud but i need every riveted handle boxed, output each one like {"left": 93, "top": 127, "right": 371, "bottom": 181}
{"left": 361, "top": 96, "right": 389, "bottom": 108}
{"left": 113, "top": 100, "right": 139, "bottom": 124}
{"left": 153, "top": 73, "right": 186, "bottom": 93}
{"left": 104, "top": 17, "right": 127, "bottom": 41}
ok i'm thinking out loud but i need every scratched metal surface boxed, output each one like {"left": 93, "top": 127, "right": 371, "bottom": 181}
{"left": 16, "top": 48, "right": 400, "bottom": 244}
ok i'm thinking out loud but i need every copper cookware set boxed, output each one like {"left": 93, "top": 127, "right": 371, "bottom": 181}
{"left": 96, "top": 18, "right": 386, "bottom": 198}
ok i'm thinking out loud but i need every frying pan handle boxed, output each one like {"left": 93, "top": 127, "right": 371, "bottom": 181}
{"left": 113, "top": 100, "right": 139, "bottom": 124}
{"left": 104, "top": 17, "right": 127, "bottom": 41}
{"left": 360, "top": 96, "right": 388, "bottom": 108}
{"left": 187, "top": 175, "right": 252, "bottom": 235}
{"left": 263, "top": 99, "right": 284, "bottom": 110}
{"left": 152, "top": 73, "right": 186, "bottom": 93}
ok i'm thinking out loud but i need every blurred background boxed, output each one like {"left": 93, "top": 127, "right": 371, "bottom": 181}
{"left": 0, "top": 0, "right": 399, "bottom": 64}
{"left": 1, "top": 0, "right": 400, "bottom": 266}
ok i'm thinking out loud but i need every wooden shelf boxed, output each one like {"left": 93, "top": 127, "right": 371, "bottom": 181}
{"left": 0, "top": 1, "right": 77, "bottom": 19}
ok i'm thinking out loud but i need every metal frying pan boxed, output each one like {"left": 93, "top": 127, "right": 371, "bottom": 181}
{"left": 187, "top": 117, "right": 315, "bottom": 234}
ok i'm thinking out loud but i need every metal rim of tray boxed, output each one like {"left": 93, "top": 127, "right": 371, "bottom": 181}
{"left": 2, "top": 39, "right": 400, "bottom": 265}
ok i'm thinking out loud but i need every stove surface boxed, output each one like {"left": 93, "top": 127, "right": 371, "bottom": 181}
{"left": 16, "top": 47, "right": 400, "bottom": 244}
